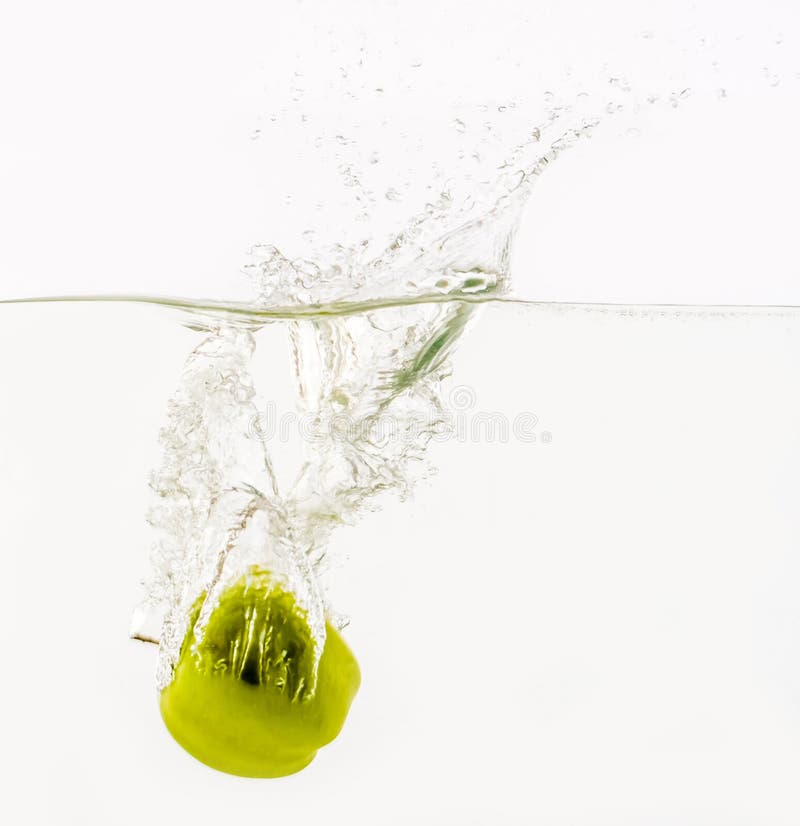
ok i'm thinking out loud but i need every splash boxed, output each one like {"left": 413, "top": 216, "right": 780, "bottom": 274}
{"left": 138, "top": 74, "right": 699, "bottom": 688}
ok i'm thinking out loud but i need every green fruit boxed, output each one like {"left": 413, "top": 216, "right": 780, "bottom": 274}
{"left": 159, "top": 567, "right": 360, "bottom": 777}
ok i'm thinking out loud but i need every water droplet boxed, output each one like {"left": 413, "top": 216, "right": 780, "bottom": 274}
{"left": 384, "top": 188, "right": 401, "bottom": 202}
{"left": 452, "top": 118, "right": 466, "bottom": 133}
{"left": 249, "top": 129, "right": 261, "bottom": 141}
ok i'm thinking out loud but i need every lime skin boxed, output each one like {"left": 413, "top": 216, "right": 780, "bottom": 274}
{"left": 159, "top": 568, "right": 360, "bottom": 778}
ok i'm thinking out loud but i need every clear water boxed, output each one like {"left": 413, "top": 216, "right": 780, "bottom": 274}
{"left": 2, "top": 298, "right": 800, "bottom": 823}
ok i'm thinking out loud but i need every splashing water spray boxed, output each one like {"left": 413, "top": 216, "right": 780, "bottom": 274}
{"left": 130, "top": 71, "right": 704, "bottom": 776}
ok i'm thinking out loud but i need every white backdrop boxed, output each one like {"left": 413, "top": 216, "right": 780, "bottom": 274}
{"left": 1, "top": 0, "right": 799, "bottom": 304}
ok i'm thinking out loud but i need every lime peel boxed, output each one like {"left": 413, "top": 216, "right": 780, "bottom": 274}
{"left": 160, "top": 567, "right": 360, "bottom": 777}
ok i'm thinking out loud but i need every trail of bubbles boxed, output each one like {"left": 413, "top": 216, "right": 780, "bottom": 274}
{"left": 139, "top": 75, "right": 713, "bottom": 688}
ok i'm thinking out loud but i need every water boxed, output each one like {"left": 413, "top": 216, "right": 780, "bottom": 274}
{"left": 2, "top": 297, "right": 800, "bottom": 822}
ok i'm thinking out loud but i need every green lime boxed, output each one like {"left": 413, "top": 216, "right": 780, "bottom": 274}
{"left": 160, "top": 567, "right": 360, "bottom": 777}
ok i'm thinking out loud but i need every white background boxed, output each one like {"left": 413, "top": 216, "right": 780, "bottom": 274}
{"left": 1, "top": 0, "right": 799, "bottom": 304}
{"left": 2, "top": 2, "right": 800, "bottom": 824}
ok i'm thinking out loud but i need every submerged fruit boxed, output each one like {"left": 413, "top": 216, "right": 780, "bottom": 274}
{"left": 159, "top": 568, "right": 360, "bottom": 777}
